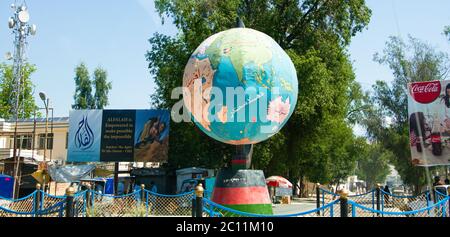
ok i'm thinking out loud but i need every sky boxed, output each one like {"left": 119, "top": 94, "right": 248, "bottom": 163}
{"left": 0, "top": 0, "right": 449, "bottom": 134}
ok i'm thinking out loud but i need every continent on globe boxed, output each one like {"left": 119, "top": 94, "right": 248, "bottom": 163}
{"left": 183, "top": 27, "right": 298, "bottom": 145}
{"left": 183, "top": 57, "right": 215, "bottom": 131}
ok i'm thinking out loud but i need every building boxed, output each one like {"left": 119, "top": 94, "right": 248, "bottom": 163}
{"left": 0, "top": 117, "right": 166, "bottom": 196}
{"left": 0, "top": 117, "right": 70, "bottom": 164}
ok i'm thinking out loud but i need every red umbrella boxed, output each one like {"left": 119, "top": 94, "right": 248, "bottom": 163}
{"left": 266, "top": 176, "right": 292, "bottom": 189}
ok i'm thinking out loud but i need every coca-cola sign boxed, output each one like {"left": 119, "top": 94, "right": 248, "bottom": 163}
{"left": 409, "top": 81, "right": 441, "bottom": 104}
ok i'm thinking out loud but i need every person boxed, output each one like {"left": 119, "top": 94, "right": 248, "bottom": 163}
{"left": 445, "top": 178, "right": 450, "bottom": 185}
{"left": 150, "top": 181, "right": 158, "bottom": 193}
{"left": 383, "top": 185, "right": 391, "bottom": 207}
{"left": 441, "top": 83, "right": 450, "bottom": 108}
{"left": 117, "top": 182, "right": 125, "bottom": 195}
{"left": 433, "top": 176, "right": 442, "bottom": 187}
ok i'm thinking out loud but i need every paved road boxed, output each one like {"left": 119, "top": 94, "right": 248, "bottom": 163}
{"left": 272, "top": 198, "right": 318, "bottom": 215}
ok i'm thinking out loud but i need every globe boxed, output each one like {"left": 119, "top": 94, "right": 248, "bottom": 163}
{"left": 183, "top": 28, "right": 298, "bottom": 145}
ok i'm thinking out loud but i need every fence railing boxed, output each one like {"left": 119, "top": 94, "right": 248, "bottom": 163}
{"left": 202, "top": 198, "right": 341, "bottom": 217}
{"left": 2, "top": 184, "right": 449, "bottom": 218}
{"left": 349, "top": 197, "right": 450, "bottom": 217}
{"left": 0, "top": 184, "right": 195, "bottom": 217}
{"left": 316, "top": 184, "right": 447, "bottom": 216}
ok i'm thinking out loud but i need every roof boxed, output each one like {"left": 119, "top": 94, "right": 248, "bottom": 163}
{"left": 0, "top": 156, "right": 42, "bottom": 165}
{"left": 3, "top": 117, "right": 69, "bottom": 123}
{"left": 176, "top": 167, "right": 210, "bottom": 175}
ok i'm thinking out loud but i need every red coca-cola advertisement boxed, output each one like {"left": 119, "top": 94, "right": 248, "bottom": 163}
{"left": 408, "top": 80, "right": 450, "bottom": 166}
{"left": 409, "top": 81, "right": 441, "bottom": 104}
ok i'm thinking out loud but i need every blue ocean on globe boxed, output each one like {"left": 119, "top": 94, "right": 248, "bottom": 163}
{"left": 182, "top": 28, "right": 298, "bottom": 145}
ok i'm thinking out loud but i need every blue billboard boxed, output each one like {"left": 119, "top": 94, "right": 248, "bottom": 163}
{"left": 68, "top": 110, "right": 169, "bottom": 162}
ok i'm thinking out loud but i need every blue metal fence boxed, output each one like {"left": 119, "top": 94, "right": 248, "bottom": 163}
{"left": 1, "top": 187, "right": 449, "bottom": 217}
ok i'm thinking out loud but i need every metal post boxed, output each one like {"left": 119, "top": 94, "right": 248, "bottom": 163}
{"left": 31, "top": 110, "right": 36, "bottom": 161}
{"left": 195, "top": 184, "right": 204, "bottom": 217}
{"left": 85, "top": 184, "right": 92, "bottom": 210}
{"left": 340, "top": 190, "right": 348, "bottom": 217}
{"left": 65, "top": 186, "right": 75, "bottom": 217}
{"left": 376, "top": 184, "right": 381, "bottom": 217}
{"left": 316, "top": 183, "right": 321, "bottom": 216}
{"left": 43, "top": 99, "right": 49, "bottom": 161}
{"left": 12, "top": 122, "right": 21, "bottom": 199}
{"left": 140, "top": 184, "right": 145, "bottom": 203}
{"left": 448, "top": 187, "right": 450, "bottom": 217}
{"left": 50, "top": 108, "right": 53, "bottom": 161}
{"left": 34, "top": 183, "right": 41, "bottom": 217}
{"left": 114, "top": 162, "right": 119, "bottom": 196}
{"left": 191, "top": 198, "right": 196, "bottom": 217}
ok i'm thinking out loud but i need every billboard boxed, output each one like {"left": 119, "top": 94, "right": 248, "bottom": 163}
{"left": 407, "top": 80, "right": 450, "bottom": 166}
{"left": 68, "top": 110, "right": 169, "bottom": 162}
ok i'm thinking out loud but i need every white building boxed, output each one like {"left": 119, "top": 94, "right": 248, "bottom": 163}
{"left": 0, "top": 117, "right": 69, "bottom": 165}
{"left": 0, "top": 117, "right": 159, "bottom": 173}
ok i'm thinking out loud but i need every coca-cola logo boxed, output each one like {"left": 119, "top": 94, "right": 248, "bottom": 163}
{"left": 409, "top": 81, "right": 441, "bottom": 104}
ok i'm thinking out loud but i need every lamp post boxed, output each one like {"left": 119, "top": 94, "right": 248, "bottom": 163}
{"left": 8, "top": 1, "right": 37, "bottom": 198}
{"left": 39, "top": 92, "right": 49, "bottom": 162}
{"left": 39, "top": 92, "right": 51, "bottom": 193}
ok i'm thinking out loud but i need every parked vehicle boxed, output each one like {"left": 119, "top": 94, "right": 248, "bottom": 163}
{"left": 179, "top": 177, "right": 215, "bottom": 197}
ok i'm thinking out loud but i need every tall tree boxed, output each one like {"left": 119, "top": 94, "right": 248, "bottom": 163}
{"left": 72, "top": 63, "right": 94, "bottom": 109}
{"left": 93, "top": 67, "right": 112, "bottom": 109}
{"left": 147, "top": 0, "right": 371, "bottom": 185}
{"left": 355, "top": 142, "right": 392, "bottom": 189}
{"left": 72, "top": 63, "right": 112, "bottom": 110}
{"left": 0, "top": 63, "right": 38, "bottom": 119}
{"left": 363, "top": 36, "right": 450, "bottom": 193}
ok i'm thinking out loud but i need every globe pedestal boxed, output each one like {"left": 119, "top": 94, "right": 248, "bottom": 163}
{"left": 211, "top": 145, "right": 273, "bottom": 215}
{"left": 211, "top": 168, "right": 273, "bottom": 215}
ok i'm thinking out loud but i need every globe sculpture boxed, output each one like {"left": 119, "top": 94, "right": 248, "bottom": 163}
{"left": 183, "top": 26, "right": 298, "bottom": 215}
{"left": 182, "top": 27, "right": 298, "bottom": 145}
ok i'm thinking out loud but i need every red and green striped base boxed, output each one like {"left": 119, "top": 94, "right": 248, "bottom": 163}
{"left": 211, "top": 168, "right": 273, "bottom": 215}
{"left": 222, "top": 204, "right": 273, "bottom": 215}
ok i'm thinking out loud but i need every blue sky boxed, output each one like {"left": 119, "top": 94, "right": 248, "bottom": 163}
{"left": 0, "top": 0, "right": 449, "bottom": 124}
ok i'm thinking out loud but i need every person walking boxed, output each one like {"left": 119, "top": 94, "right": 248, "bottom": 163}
{"left": 383, "top": 185, "right": 391, "bottom": 207}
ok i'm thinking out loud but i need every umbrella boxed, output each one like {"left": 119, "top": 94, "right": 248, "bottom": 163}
{"left": 266, "top": 176, "right": 292, "bottom": 189}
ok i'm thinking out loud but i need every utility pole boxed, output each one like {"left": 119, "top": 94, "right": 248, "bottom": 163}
{"left": 7, "top": 1, "right": 37, "bottom": 198}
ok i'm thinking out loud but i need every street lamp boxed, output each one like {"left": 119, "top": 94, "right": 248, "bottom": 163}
{"left": 39, "top": 91, "right": 53, "bottom": 192}
{"left": 39, "top": 92, "right": 49, "bottom": 163}
{"left": 8, "top": 1, "right": 37, "bottom": 198}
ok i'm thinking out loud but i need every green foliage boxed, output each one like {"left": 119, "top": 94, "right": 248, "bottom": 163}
{"left": 93, "top": 67, "right": 112, "bottom": 109}
{"left": 0, "top": 63, "right": 39, "bottom": 119}
{"left": 355, "top": 142, "right": 392, "bottom": 189}
{"left": 363, "top": 36, "right": 450, "bottom": 193}
{"left": 445, "top": 26, "right": 450, "bottom": 41}
{"left": 72, "top": 63, "right": 112, "bottom": 110}
{"left": 147, "top": 0, "right": 371, "bottom": 185}
{"left": 72, "top": 63, "right": 94, "bottom": 109}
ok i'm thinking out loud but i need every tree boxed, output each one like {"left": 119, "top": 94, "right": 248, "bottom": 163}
{"left": 147, "top": 0, "right": 371, "bottom": 186}
{"left": 72, "top": 63, "right": 94, "bottom": 109}
{"left": 93, "top": 67, "right": 112, "bottom": 109}
{"left": 0, "top": 63, "right": 39, "bottom": 119}
{"left": 362, "top": 36, "right": 450, "bottom": 194}
{"left": 355, "top": 142, "right": 392, "bottom": 190}
{"left": 72, "top": 63, "right": 112, "bottom": 110}
{"left": 445, "top": 26, "right": 450, "bottom": 41}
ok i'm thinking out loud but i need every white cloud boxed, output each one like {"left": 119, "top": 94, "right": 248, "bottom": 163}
{"left": 136, "top": 0, "right": 162, "bottom": 28}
